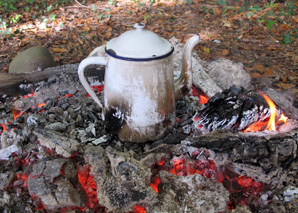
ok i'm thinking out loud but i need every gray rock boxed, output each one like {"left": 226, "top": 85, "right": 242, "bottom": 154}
{"left": 206, "top": 58, "right": 252, "bottom": 90}
{"left": 9, "top": 46, "right": 55, "bottom": 74}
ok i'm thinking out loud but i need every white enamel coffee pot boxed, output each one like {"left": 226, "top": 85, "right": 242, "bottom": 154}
{"left": 78, "top": 23, "right": 201, "bottom": 143}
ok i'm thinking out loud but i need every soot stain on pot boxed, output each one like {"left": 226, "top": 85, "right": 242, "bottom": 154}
{"left": 104, "top": 106, "right": 127, "bottom": 134}
{"left": 180, "top": 84, "right": 189, "bottom": 97}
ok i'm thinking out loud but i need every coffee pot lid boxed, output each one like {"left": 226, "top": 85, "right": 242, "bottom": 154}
{"left": 105, "top": 23, "right": 173, "bottom": 60}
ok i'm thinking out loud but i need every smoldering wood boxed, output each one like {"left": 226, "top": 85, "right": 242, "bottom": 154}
{"left": 189, "top": 128, "right": 298, "bottom": 192}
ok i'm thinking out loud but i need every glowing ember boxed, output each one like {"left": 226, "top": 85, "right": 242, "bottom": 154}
{"left": 244, "top": 91, "right": 288, "bottom": 133}
{"left": 86, "top": 85, "right": 104, "bottom": 97}
{"left": 77, "top": 164, "right": 104, "bottom": 210}
{"left": 31, "top": 195, "right": 46, "bottom": 211}
{"left": 36, "top": 103, "right": 46, "bottom": 108}
{"left": 191, "top": 86, "right": 209, "bottom": 104}
{"left": 64, "top": 94, "right": 73, "bottom": 98}
{"left": 150, "top": 156, "right": 264, "bottom": 210}
{"left": 132, "top": 204, "right": 146, "bottom": 213}
{"left": 12, "top": 108, "right": 23, "bottom": 120}
{"left": 0, "top": 123, "right": 6, "bottom": 134}
{"left": 91, "top": 85, "right": 104, "bottom": 92}
{"left": 14, "top": 173, "right": 29, "bottom": 188}
{"left": 24, "top": 92, "right": 36, "bottom": 98}
{"left": 150, "top": 176, "right": 161, "bottom": 193}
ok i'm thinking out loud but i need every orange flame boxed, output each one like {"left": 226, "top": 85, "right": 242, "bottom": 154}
{"left": 278, "top": 113, "right": 288, "bottom": 124}
{"left": 260, "top": 92, "right": 276, "bottom": 131}
{"left": 244, "top": 92, "right": 288, "bottom": 132}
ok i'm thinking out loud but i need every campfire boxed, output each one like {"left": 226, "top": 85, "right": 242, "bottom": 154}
{"left": 1, "top": 44, "right": 298, "bottom": 212}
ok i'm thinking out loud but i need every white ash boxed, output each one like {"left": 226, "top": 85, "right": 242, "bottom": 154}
{"left": 92, "top": 135, "right": 112, "bottom": 145}
{"left": 0, "top": 145, "right": 20, "bottom": 160}
{"left": 45, "top": 122, "right": 69, "bottom": 132}
{"left": 283, "top": 185, "right": 298, "bottom": 202}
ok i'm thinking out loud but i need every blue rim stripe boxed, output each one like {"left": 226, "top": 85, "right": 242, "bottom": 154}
{"left": 105, "top": 47, "right": 174, "bottom": 61}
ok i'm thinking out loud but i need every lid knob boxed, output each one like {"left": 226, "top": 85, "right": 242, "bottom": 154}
{"left": 134, "top": 23, "right": 145, "bottom": 31}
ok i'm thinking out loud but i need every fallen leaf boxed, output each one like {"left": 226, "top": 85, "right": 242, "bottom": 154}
{"left": 20, "top": 37, "right": 30, "bottom": 47}
{"left": 266, "top": 46, "right": 279, "bottom": 50}
{"left": 294, "top": 17, "right": 298, "bottom": 23}
{"left": 249, "top": 72, "right": 261, "bottom": 78}
{"left": 252, "top": 63, "right": 265, "bottom": 73}
{"left": 222, "top": 49, "right": 229, "bottom": 56}
{"left": 276, "top": 83, "right": 295, "bottom": 90}
{"left": 280, "top": 24, "right": 290, "bottom": 30}
{"left": 78, "top": 38, "right": 84, "bottom": 45}
{"left": 203, "top": 47, "right": 210, "bottom": 54}
{"left": 36, "top": 33, "right": 47, "bottom": 38}
{"left": 282, "top": 74, "right": 287, "bottom": 83}
{"left": 52, "top": 48, "right": 68, "bottom": 53}
{"left": 104, "top": 32, "right": 112, "bottom": 39}
{"left": 213, "top": 8, "right": 221, "bottom": 15}
{"left": 222, "top": 19, "right": 232, "bottom": 28}
{"left": 264, "top": 68, "right": 274, "bottom": 76}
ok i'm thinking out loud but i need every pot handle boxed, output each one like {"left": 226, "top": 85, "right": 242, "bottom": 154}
{"left": 78, "top": 56, "right": 108, "bottom": 109}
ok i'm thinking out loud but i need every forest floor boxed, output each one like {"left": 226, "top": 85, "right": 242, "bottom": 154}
{"left": 0, "top": 0, "right": 298, "bottom": 100}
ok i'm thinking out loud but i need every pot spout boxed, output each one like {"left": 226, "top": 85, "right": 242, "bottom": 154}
{"left": 174, "top": 34, "right": 202, "bottom": 100}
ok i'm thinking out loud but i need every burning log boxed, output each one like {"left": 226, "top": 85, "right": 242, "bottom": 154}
{"left": 192, "top": 86, "right": 289, "bottom": 134}
{"left": 189, "top": 129, "right": 298, "bottom": 194}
